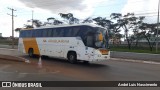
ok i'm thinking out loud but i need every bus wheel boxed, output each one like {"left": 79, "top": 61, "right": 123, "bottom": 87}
{"left": 83, "top": 61, "right": 89, "bottom": 64}
{"left": 28, "top": 48, "right": 34, "bottom": 57}
{"left": 68, "top": 52, "right": 77, "bottom": 64}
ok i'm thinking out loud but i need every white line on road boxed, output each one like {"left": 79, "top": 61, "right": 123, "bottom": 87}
{"left": 19, "top": 70, "right": 60, "bottom": 75}
{"left": 0, "top": 71, "right": 14, "bottom": 74}
{"left": 0, "top": 70, "right": 60, "bottom": 75}
{"left": 0, "top": 48, "right": 17, "bottom": 51}
{"left": 0, "top": 65, "right": 11, "bottom": 70}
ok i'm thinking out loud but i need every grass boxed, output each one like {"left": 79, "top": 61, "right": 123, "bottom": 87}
{"left": 110, "top": 46, "right": 160, "bottom": 54}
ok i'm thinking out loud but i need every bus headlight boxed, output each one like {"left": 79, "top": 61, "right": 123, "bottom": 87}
{"left": 99, "top": 49, "right": 109, "bottom": 55}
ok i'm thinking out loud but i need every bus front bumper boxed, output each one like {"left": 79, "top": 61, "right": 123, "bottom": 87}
{"left": 92, "top": 54, "right": 110, "bottom": 62}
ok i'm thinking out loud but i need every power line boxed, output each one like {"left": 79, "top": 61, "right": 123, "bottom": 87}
{"left": 91, "top": 12, "right": 158, "bottom": 17}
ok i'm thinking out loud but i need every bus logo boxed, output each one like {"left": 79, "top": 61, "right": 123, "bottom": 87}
{"left": 43, "top": 40, "right": 47, "bottom": 42}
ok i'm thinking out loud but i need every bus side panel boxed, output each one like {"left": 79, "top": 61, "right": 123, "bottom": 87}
{"left": 22, "top": 38, "right": 40, "bottom": 55}
{"left": 77, "top": 47, "right": 95, "bottom": 61}
{"left": 18, "top": 38, "right": 25, "bottom": 53}
{"left": 36, "top": 38, "right": 65, "bottom": 58}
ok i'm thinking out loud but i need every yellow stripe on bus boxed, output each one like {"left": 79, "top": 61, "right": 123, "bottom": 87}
{"left": 23, "top": 38, "right": 40, "bottom": 55}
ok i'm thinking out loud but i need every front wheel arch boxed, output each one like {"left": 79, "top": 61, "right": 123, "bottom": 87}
{"left": 67, "top": 51, "right": 77, "bottom": 64}
{"left": 28, "top": 48, "right": 34, "bottom": 57}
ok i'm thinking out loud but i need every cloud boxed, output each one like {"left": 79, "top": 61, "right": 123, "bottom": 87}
{"left": 0, "top": 15, "right": 28, "bottom": 37}
{"left": 18, "top": 0, "right": 85, "bottom": 12}
{"left": 18, "top": 0, "right": 107, "bottom": 19}
{"left": 121, "top": 0, "right": 159, "bottom": 23}
{"left": 0, "top": 0, "right": 29, "bottom": 37}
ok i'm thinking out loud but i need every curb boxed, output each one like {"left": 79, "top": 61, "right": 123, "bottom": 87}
{"left": 0, "top": 54, "right": 26, "bottom": 62}
{"left": 110, "top": 58, "right": 160, "bottom": 65}
{"left": 111, "top": 51, "right": 160, "bottom": 62}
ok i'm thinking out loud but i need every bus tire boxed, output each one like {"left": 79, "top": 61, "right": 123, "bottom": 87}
{"left": 28, "top": 48, "right": 34, "bottom": 57}
{"left": 67, "top": 52, "right": 77, "bottom": 64}
{"left": 83, "top": 61, "right": 89, "bottom": 64}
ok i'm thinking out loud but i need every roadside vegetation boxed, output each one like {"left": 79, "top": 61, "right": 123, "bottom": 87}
{"left": 0, "top": 37, "right": 18, "bottom": 45}
{"left": 110, "top": 46, "right": 160, "bottom": 54}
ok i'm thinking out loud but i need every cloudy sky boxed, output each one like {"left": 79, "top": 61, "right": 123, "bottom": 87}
{"left": 0, "top": 0, "right": 159, "bottom": 37}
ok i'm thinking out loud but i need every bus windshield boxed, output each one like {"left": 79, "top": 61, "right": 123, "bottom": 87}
{"left": 94, "top": 27, "right": 109, "bottom": 49}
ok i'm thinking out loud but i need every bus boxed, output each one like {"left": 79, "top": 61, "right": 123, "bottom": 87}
{"left": 18, "top": 24, "right": 110, "bottom": 63}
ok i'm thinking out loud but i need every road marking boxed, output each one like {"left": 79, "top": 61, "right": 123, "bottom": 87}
{"left": 0, "top": 71, "right": 13, "bottom": 74}
{"left": 49, "top": 71, "right": 60, "bottom": 74}
{"left": 0, "top": 48, "right": 17, "bottom": 51}
{"left": 0, "top": 70, "right": 60, "bottom": 75}
{"left": 111, "top": 58, "right": 160, "bottom": 65}
{"left": 0, "top": 65, "right": 10, "bottom": 70}
{"left": 17, "top": 73, "right": 27, "bottom": 78}
{"left": 19, "top": 71, "right": 60, "bottom": 75}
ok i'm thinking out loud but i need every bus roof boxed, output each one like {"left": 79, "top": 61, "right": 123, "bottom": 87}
{"left": 22, "top": 23, "right": 104, "bottom": 30}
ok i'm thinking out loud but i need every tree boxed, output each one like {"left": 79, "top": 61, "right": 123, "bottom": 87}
{"left": 82, "top": 17, "right": 93, "bottom": 23}
{"left": 46, "top": 17, "right": 63, "bottom": 25}
{"left": 93, "top": 16, "right": 124, "bottom": 44}
{"left": 111, "top": 13, "right": 142, "bottom": 49}
{"left": 69, "top": 17, "right": 79, "bottom": 24}
{"left": 15, "top": 28, "right": 22, "bottom": 32}
{"left": 93, "top": 17, "right": 112, "bottom": 28}
{"left": 139, "top": 23, "right": 158, "bottom": 51}
{"left": 46, "top": 17, "right": 55, "bottom": 25}
{"left": 32, "top": 20, "right": 42, "bottom": 27}
{"left": 59, "top": 13, "right": 79, "bottom": 24}
{"left": 53, "top": 20, "right": 63, "bottom": 25}
{"left": 59, "top": 13, "right": 73, "bottom": 20}
{"left": 109, "top": 23, "right": 122, "bottom": 45}
{"left": 47, "top": 17, "right": 55, "bottom": 22}
{"left": 132, "top": 16, "right": 145, "bottom": 47}
{"left": 26, "top": 19, "right": 42, "bottom": 27}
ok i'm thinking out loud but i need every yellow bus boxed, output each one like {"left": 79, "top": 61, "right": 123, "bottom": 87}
{"left": 18, "top": 24, "right": 110, "bottom": 63}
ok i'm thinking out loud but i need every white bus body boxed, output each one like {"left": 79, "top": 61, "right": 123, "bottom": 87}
{"left": 18, "top": 24, "right": 110, "bottom": 63}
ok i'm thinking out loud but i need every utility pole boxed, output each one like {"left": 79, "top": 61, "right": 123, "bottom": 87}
{"left": 32, "top": 10, "right": 34, "bottom": 27}
{"left": 156, "top": 0, "right": 160, "bottom": 53}
{"left": 7, "top": 7, "right": 16, "bottom": 49}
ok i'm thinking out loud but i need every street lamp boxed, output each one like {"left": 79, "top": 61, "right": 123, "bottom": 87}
{"left": 156, "top": 0, "right": 160, "bottom": 53}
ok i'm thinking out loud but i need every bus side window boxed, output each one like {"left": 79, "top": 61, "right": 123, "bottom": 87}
{"left": 36, "top": 29, "right": 43, "bottom": 37}
{"left": 32, "top": 30, "right": 36, "bottom": 37}
{"left": 25, "top": 30, "right": 32, "bottom": 37}
{"left": 20, "top": 31, "right": 25, "bottom": 37}
{"left": 52, "top": 29, "right": 58, "bottom": 37}
{"left": 42, "top": 29, "right": 48, "bottom": 37}
{"left": 72, "top": 26, "right": 80, "bottom": 37}
{"left": 65, "top": 27, "right": 72, "bottom": 37}
{"left": 79, "top": 26, "right": 93, "bottom": 45}
{"left": 86, "top": 35, "right": 94, "bottom": 47}
{"left": 59, "top": 28, "right": 65, "bottom": 37}
{"left": 48, "top": 29, "right": 53, "bottom": 37}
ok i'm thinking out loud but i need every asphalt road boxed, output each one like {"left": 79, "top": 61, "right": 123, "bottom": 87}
{"left": 0, "top": 56, "right": 160, "bottom": 90}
